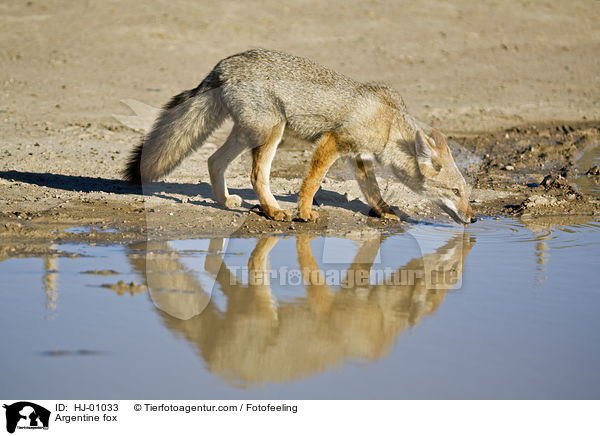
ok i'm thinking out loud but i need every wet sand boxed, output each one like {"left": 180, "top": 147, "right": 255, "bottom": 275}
{"left": 1, "top": 0, "right": 599, "bottom": 246}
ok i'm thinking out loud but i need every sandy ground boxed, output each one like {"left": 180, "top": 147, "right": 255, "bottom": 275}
{"left": 1, "top": 0, "right": 599, "bottom": 244}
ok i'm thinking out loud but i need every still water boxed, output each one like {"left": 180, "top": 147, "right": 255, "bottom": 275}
{"left": 1, "top": 217, "right": 599, "bottom": 399}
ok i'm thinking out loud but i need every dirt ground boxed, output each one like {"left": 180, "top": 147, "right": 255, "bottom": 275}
{"left": 1, "top": 0, "right": 599, "bottom": 247}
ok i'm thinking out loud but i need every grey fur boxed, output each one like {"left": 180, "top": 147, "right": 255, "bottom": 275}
{"left": 124, "top": 49, "right": 408, "bottom": 183}
{"left": 123, "top": 49, "right": 474, "bottom": 223}
{"left": 123, "top": 73, "right": 224, "bottom": 183}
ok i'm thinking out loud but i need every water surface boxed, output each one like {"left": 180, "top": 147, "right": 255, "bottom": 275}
{"left": 1, "top": 217, "right": 599, "bottom": 399}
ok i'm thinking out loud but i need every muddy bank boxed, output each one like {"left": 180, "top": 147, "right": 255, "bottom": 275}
{"left": 458, "top": 120, "right": 600, "bottom": 217}
{"left": 0, "top": 121, "right": 598, "bottom": 251}
{"left": 1, "top": 0, "right": 599, "bottom": 248}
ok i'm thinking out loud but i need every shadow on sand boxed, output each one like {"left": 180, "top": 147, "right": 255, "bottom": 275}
{"left": 0, "top": 170, "right": 391, "bottom": 217}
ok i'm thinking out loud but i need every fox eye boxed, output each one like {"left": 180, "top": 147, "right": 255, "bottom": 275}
{"left": 452, "top": 188, "right": 461, "bottom": 197}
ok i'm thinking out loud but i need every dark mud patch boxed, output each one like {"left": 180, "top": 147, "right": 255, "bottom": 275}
{"left": 454, "top": 120, "right": 600, "bottom": 218}
{"left": 82, "top": 269, "right": 120, "bottom": 276}
{"left": 101, "top": 280, "right": 147, "bottom": 296}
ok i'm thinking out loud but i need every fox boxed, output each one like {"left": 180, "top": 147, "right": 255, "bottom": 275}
{"left": 123, "top": 48, "right": 476, "bottom": 224}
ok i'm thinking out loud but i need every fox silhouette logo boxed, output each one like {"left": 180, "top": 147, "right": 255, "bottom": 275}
{"left": 3, "top": 402, "right": 50, "bottom": 434}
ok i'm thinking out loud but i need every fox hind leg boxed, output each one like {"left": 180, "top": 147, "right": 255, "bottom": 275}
{"left": 208, "top": 125, "right": 251, "bottom": 209}
{"left": 353, "top": 155, "right": 399, "bottom": 220}
{"left": 250, "top": 122, "right": 291, "bottom": 221}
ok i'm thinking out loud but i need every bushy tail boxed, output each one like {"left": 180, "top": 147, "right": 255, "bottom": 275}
{"left": 123, "top": 73, "right": 227, "bottom": 184}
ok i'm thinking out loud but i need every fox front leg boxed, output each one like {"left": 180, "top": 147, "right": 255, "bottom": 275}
{"left": 297, "top": 132, "right": 341, "bottom": 221}
{"left": 353, "top": 155, "right": 399, "bottom": 221}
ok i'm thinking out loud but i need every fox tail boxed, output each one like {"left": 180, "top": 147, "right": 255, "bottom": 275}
{"left": 123, "top": 72, "right": 226, "bottom": 184}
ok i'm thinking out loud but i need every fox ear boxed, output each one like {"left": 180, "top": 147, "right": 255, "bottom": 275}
{"left": 430, "top": 129, "right": 450, "bottom": 154}
{"left": 415, "top": 130, "right": 442, "bottom": 176}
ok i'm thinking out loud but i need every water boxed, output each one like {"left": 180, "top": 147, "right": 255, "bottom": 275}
{"left": 64, "top": 226, "right": 119, "bottom": 234}
{"left": 1, "top": 217, "right": 599, "bottom": 399}
{"left": 575, "top": 143, "right": 600, "bottom": 197}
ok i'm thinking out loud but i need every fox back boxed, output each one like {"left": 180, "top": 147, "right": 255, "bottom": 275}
{"left": 213, "top": 50, "right": 405, "bottom": 147}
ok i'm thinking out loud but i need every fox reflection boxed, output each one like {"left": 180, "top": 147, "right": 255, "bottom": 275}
{"left": 128, "top": 232, "right": 474, "bottom": 386}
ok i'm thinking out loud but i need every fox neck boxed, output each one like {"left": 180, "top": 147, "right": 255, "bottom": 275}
{"left": 377, "top": 112, "right": 425, "bottom": 193}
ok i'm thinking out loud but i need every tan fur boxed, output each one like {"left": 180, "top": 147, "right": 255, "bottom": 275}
{"left": 353, "top": 156, "right": 398, "bottom": 220}
{"left": 296, "top": 236, "right": 333, "bottom": 318}
{"left": 132, "top": 232, "right": 473, "bottom": 385}
{"left": 297, "top": 132, "right": 341, "bottom": 221}
{"left": 124, "top": 49, "right": 476, "bottom": 224}
{"left": 250, "top": 123, "right": 289, "bottom": 220}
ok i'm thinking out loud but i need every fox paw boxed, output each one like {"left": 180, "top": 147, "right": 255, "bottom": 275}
{"left": 380, "top": 211, "right": 400, "bottom": 221}
{"left": 267, "top": 208, "right": 292, "bottom": 222}
{"left": 370, "top": 207, "right": 399, "bottom": 221}
{"left": 298, "top": 209, "right": 319, "bottom": 222}
{"left": 225, "top": 195, "right": 242, "bottom": 209}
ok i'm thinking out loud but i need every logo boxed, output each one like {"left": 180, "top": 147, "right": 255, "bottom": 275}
{"left": 3, "top": 402, "right": 50, "bottom": 434}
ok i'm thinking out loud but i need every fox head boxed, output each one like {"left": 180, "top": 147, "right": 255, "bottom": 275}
{"left": 412, "top": 129, "right": 476, "bottom": 224}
